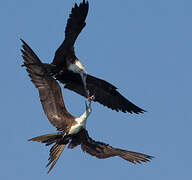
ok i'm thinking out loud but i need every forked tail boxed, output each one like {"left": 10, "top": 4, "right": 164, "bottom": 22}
{"left": 29, "top": 132, "right": 67, "bottom": 173}
{"left": 28, "top": 132, "right": 64, "bottom": 146}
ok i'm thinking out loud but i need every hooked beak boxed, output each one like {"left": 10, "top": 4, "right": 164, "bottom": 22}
{"left": 85, "top": 101, "right": 88, "bottom": 109}
{"left": 80, "top": 71, "right": 89, "bottom": 97}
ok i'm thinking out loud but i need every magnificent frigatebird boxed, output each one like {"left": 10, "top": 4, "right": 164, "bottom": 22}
{"left": 51, "top": 0, "right": 89, "bottom": 94}
{"left": 21, "top": 37, "right": 152, "bottom": 173}
{"left": 21, "top": 0, "right": 145, "bottom": 114}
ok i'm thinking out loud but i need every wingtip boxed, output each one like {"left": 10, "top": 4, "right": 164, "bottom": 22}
{"left": 20, "top": 38, "right": 25, "bottom": 44}
{"left": 143, "top": 154, "right": 154, "bottom": 163}
{"left": 138, "top": 108, "right": 147, "bottom": 114}
{"left": 47, "top": 170, "right": 51, "bottom": 174}
{"left": 80, "top": 0, "right": 89, "bottom": 11}
{"left": 148, "top": 155, "right": 154, "bottom": 160}
{"left": 46, "top": 164, "right": 53, "bottom": 174}
{"left": 86, "top": 0, "right": 89, "bottom": 8}
{"left": 121, "top": 107, "right": 147, "bottom": 114}
{"left": 127, "top": 104, "right": 147, "bottom": 114}
{"left": 20, "top": 38, "right": 28, "bottom": 49}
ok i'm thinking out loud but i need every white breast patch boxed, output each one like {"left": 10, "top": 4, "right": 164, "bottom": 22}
{"left": 68, "top": 60, "right": 85, "bottom": 73}
{"left": 68, "top": 122, "right": 83, "bottom": 135}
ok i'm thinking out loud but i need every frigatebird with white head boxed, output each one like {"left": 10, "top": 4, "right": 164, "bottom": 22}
{"left": 23, "top": 0, "right": 146, "bottom": 114}
{"left": 21, "top": 37, "right": 152, "bottom": 173}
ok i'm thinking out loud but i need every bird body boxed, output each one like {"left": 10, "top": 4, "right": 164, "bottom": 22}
{"left": 68, "top": 101, "right": 91, "bottom": 135}
{"left": 51, "top": 0, "right": 89, "bottom": 91}
{"left": 29, "top": 128, "right": 153, "bottom": 174}
{"left": 21, "top": 39, "right": 91, "bottom": 135}
{"left": 67, "top": 59, "right": 86, "bottom": 75}
{"left": 21, "top": 32, "right": 152, "bottom": 173}
{"left": 21, "top": 0, "right": 145, "bottom": 113}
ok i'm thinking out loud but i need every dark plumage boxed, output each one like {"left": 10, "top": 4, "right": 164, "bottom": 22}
{"left": 29, "top": 129, "right": 153, "bottom": 173}
{"left": 21, "top": 35, "right": 152, "bottom": 173}
{"left": 21, "top": 0, "right": 145, "bottom": 114}
{"left": 52, "top": 0, "right": 89, "bottom": 69}
{"left": 56, "top": 71, "right": 145, "bottom": 113}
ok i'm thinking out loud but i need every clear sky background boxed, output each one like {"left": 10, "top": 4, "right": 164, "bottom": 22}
{"left": 1, "top": 0, "right": 192, "bottom": 179}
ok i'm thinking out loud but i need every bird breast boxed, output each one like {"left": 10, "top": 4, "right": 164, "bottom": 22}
{"left": 68, "top": 120, "right": 85, "bottom": 135}
{"left": 68, "top": 107, "right": 90, "bottom": 135}
{"left": 68, "top": 59, "right": 85, "bottom": 74}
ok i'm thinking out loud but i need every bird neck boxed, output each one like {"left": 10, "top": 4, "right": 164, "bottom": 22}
{"left": 69, "top": 107, "right": 92, "bottom": 135}
{"left": 78, "top": 109, "right": 91, "bottom": 125}
{"left": 68, "top": 59, "right": 86, "bottom": 74}
{"left": 75, "top": 107, "right": 91, "bottom": 127}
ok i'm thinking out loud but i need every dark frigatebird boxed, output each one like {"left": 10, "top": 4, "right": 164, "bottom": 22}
{"left": 22, "top": 0, "right": 146, "bottom": 114}
{"left": 21, "top": 37, "right": 153, "bottom": 173}
{"left": 51, "top": 0, "right": 89, "bottom": 94}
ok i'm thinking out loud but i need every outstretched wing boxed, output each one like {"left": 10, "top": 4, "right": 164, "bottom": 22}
{"left": 21, "top": 39, "right": 75, "bottom": 131}
{"left": 65, "top": 0, "right": 89, "bottom": 47}
{"left": 77, "top": 129, "right": 153, "bottom": 164}
{"left": 52, "top": 0, "right": 89, "bottom": 66}
{"left": 56, "top": 71, "right": 145, "bottom": 114}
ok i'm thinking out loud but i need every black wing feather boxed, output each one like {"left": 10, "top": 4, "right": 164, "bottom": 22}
{"left": 56, "top": 71, "right": 145, "bottom": 114}
{"left": 52, "top": 0, "right": 89, "bottom": 66}
{"left": 65, "top": 0, "right": 89, "bottom": 46}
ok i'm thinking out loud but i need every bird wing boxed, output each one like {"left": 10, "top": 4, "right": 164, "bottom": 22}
{"left": 21, "top": 39, "right": 75, "bottom": 131}
{"left": 56, "top": 71, "right": 145, "bottom": 113}
{"left": 79, "top": 129, "right": 153, "bottom": 164}
{"left": 52, "top": 0, "right": 89, "bottom": 65}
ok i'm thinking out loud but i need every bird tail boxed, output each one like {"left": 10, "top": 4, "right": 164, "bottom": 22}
{"left": 114, "top": 148, "right": 153, "bottom": 164}
{"left": 28, "top": 132, "right": 64, "bottom": 146}
{"left": 46, "top": 143, "right": 66, "bottom": 173}
{"left": 29, "top": 132, "right": 67, "bottom": 173}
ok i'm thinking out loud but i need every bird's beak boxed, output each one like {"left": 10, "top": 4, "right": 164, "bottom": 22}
{"left": 85, "top": 100, "right": 92, "bottom": 112}
{"left": 80, "top": 71, "right": 87, "bottom": 88}
{"left": 85, "top": 101, "right": 88, "bottom": 110}
{"left": 80, "top": 71, "right": 89, "bottom": 97}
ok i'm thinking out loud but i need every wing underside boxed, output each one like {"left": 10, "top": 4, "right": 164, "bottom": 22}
{"left": 21, "top": 39, "right": 74, "bottom": 131}
{"left": 56, "top": 71, "right": 145, "bottom": 113}
{"left": 72, "top": 129, "right": 153, "bottom": 164}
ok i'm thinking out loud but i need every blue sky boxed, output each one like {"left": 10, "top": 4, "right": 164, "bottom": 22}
{"left": 1, "top": 0, "right": 192, "bottom": 179}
